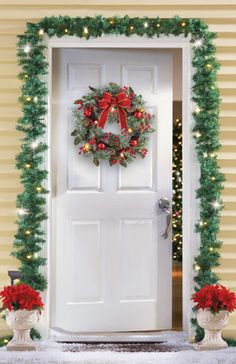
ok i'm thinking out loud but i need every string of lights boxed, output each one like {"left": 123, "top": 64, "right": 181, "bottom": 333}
{"left": 172, "top": 117, "right": 182, "bottom": 262}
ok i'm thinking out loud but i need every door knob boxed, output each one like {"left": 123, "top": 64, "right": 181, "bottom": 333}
{"left": 158, "top": 197, "right": 171, "bottom": 240}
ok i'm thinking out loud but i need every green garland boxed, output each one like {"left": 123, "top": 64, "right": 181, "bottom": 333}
{"left": 172, "top": 117, "right": 183, "bottom": 262}
{"left": 72, "top": 83, "right": 155, "bottom": 167}
{"left": 1, "top": 15, "right": 225, "bottom": 343}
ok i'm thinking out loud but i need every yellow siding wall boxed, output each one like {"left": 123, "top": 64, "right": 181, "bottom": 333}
{"left": 0, "top": 0, "right": 236, "bottom": 337}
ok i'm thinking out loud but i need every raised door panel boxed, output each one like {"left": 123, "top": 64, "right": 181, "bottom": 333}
{"left": 119, "top": 219, "right": 157, "bottom": 301}
{"left": 67, "top": 220, "right": 103, "bottom": 303}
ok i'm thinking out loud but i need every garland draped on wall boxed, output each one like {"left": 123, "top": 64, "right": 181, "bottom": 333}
{"left": 0, "top": 15, "right": 224, "bottom": 345}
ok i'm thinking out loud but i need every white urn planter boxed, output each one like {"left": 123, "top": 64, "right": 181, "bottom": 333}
{"left": 196, "top": 308, "right": 229, "bottom": 350}
{"left": 6, "top": 309, "right": 40, "bottom": 351}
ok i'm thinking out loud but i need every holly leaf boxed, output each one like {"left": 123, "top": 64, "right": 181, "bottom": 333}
{"left": 129, "top": 86, "right": 134, "bottom": 94}
{"left": 93, "top": 156, "right": 100, "bottom": 166}
{"left": 74, "top": 135, "right": 82, "bottom": 145}
{"left": 119, "top": 159, "right": 128, "bottom": 167}
{"left": 149, "top": 127, "right": 155, "bottom": 133}
{"left": 89, "top": 86, "right": 98, "bottom": 92}
{"left": 71, "top": 129, "right": 79, "bottom": 137}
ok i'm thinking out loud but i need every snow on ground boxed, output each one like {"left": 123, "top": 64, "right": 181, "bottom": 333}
{"left": 1, "top": 347, "right": 236, "bottom": 364}
{"left": 0, "top": 332, "right": 236, "bottom": 364}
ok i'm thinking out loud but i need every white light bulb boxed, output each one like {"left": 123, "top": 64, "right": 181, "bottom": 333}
{"left": 33, "top": 96, "right": 38, "bottom": 103}
{"left": 24, "top": 44, "right": 31, "bottom": 53}
{"left": 211, "top": 201, "right": 221, "bottom": 209}
{"left": 194, "top": 39, "right": 202, "bottom": 47}
{"left": 83, "top": 27, "right": 88, "bottom": 34}
{"left": 195, "top": 131, "right": 201, "bottom": 138}
{"left": 144, "top": 22, "right": 148, "bottom": 28}
{"left": 31, "top": 141, "right": 39, "bottom": 149}
{"left": 17, "top": 208, "right": 28, "bottom": 216}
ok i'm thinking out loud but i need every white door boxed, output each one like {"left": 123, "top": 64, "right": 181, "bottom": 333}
{"left": 51, "top": 47, "right": 173, "bottom": 332}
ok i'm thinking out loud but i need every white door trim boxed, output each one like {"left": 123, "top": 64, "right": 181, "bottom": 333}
{"left": 40, "top": 34, "right": 199, "bottom": 339}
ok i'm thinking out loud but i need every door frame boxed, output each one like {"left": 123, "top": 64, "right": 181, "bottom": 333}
{"left": 41, "top": 34, "right": 199, "bottom": 338}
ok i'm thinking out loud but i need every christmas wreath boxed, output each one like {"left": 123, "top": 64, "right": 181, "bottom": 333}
{"left": 71, "top": 83, "right": 155, "bottom": 167}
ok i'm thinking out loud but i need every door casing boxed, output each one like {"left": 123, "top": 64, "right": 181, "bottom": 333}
{"left": 38, "top": 34, "right": 199, "bottom": 340}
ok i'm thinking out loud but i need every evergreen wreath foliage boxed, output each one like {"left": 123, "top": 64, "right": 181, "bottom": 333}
{"left": 71, "top": 83, "right": 155, "bottom": 167}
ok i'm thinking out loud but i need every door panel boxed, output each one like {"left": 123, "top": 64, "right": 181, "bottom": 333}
{"left": 120, "top": 219, "right": 156, "bottom": 300}
{"left": 69, "top": 220, "right": 102, "bottom": 302}
{"left": 51, "top": 48, "right": 173, "bottom": 332}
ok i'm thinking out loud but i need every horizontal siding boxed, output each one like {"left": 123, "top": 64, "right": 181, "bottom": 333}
{"left": 0, "top": 0, "right": 235, "bottom": 4}
{"left": 1, "top": 10, "right": 236, "bottom": 20}
{"left": 0, "top": 1, "right": 236, "bottom": 338}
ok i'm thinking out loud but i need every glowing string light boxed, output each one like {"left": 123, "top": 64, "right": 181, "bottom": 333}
{"left": 211, "top": 201, "right": 222, "bottom": 209}
{"left": 193, "top": 39, "right": 203, "bottom": 47}
{"left": 23, "top": 44, "right": 31, "bottom": 53}
{"left": 31, "top": 141, "right": 39, "bottom": 149}
{"left": 17, "top": 208, "right": 28, "bottom": 216}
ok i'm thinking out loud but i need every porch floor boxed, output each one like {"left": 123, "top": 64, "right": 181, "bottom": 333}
{"left": 1, "top": 331, "right": 236, "bottom": 364}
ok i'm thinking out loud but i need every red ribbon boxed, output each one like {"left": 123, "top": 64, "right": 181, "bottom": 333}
{"left": 98, "top": 92, "right": 131, "bottom": 131}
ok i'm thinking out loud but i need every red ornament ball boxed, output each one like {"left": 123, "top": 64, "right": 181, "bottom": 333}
{"left": 134, "top": 111, "right": 143, "bottom": 119}
{"left": 98, "top": 142, "right": 106, "bottom": 150}
{"left": 130, "top": 139, "right": 138, "bottom": 147}
{"left": 111, "top": 159, "right": 118, "bottom": 165}
{"left": 84, "top": 109, "right": 92, "bottom": 117}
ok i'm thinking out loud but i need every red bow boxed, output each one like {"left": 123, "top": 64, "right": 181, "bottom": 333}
{"left": 98, "top": 92, "right": 131, "bottom": 131}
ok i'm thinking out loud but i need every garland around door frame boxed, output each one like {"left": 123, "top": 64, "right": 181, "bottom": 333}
{"left": 1, "top": 15, "right": 225, "bottom": 344}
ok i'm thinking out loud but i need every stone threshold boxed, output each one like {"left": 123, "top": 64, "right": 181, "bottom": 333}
{"left": 50, "top": 328, "right": 187, "bottom": 344}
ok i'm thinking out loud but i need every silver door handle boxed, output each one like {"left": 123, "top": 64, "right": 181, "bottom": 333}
{"left": 158, "top": 197, "right": 171, "bottom": 240}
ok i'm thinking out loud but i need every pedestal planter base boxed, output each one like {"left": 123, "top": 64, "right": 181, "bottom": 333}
{"left": 196, "top": 309, "right": 229, "bottom": 350}
{"left": 6, "top": 329, "right": 37, "bottom": 351}
{"left": 6, "top": 310, "right": 39, "bottom": 351}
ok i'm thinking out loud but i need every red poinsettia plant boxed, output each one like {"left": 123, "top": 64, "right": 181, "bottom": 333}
{"left": 0, "top": 284, "right": 44, "bottom": 312}
{"left": 192, "top": 284, "right": 236, "bottom": 313}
